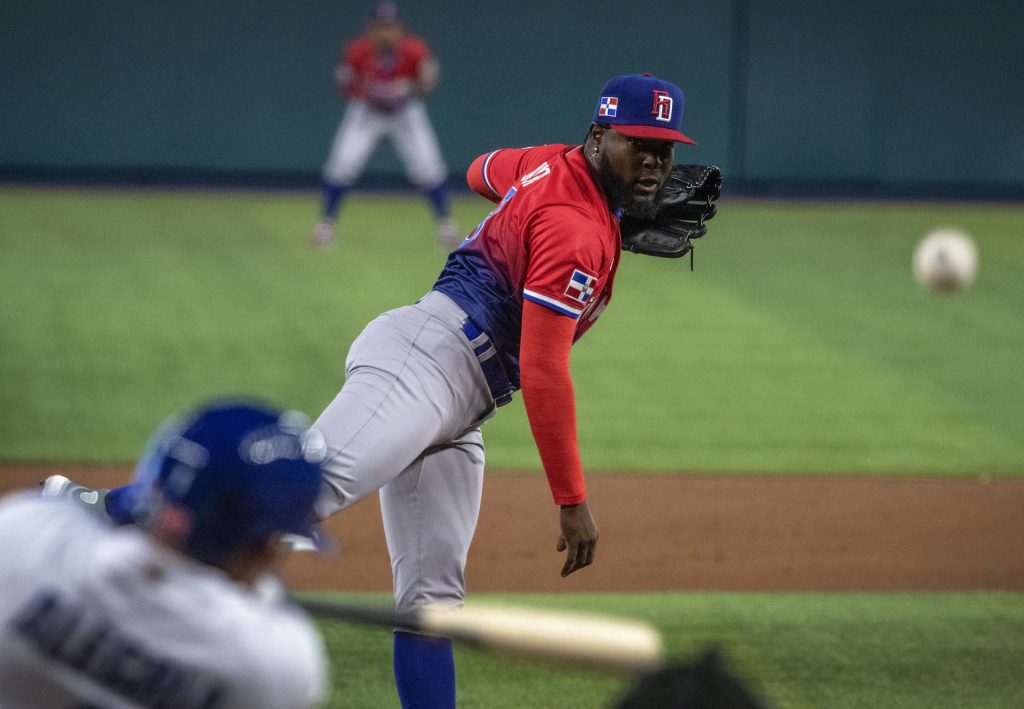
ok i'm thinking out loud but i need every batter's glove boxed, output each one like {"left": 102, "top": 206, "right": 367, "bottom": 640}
{"left": 620, "top": 164, "right": 723, "bottom": 262}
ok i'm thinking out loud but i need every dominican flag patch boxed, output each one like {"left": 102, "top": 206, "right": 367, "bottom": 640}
{"left": 597, "top": 96, "right": 618, "bottom": 117}
{"left": 564, "top": 269, "right": 597, "bottom": 304}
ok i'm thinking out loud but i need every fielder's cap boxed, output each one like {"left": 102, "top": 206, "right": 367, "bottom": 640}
{"left": 131, "top": 400, "right": 329, "bottom": 564}
{"left": 594, "top": 73, "right": 696, "bottom": 145}
{"left": 371, "top": 0, "right": 399, "bottom": 22}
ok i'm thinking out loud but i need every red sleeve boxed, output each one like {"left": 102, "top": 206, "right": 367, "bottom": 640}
{"left": 520, "top": 300, "right": 586, "bottom": 505}
{"left": 466, "top": 151, "right": 505, "bottom": 202}
{"left": 403, "top": 36, "right": 431, "bottom": 63}
{"left": 343, "top": 38, "right": 364, "bottom": 70}
{"left": 340, "top": 39, "right": 367, "bottom": 96}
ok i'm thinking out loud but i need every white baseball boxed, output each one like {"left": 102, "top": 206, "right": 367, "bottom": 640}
{"left": 912, "top": 228, "right": 978, "bottom": 292}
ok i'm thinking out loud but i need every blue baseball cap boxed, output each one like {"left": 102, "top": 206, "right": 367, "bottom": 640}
{"left": 130, "top": 400, "right": 328, "bottom": 564}
{"left": 593, "top": 73, "right": 696, "bottom": 145}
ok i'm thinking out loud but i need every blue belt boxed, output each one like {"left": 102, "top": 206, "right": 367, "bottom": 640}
{"left": 461, "top": 319, "right": 516, "bottom": 407}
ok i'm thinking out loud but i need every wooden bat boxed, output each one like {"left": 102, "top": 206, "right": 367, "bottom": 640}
{"left": 296, "top": 597, "right": 663, "bottom": 674}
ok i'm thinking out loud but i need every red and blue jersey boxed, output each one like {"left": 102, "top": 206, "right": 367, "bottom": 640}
{"left": 432, "top": 144, "right": 622, "bottom": 387}
{"left": 339, "top": 34, "right": 432, "bottom": 109}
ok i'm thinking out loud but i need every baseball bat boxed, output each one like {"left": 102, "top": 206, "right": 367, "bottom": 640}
{"left": 296, "top": 597, "right": 663, "bottom": 674}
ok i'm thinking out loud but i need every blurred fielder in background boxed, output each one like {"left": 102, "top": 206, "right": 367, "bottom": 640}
{"left": 4, "top": 402, "right": 328, "bottom": 709}
{"left": 311, "top": 0, "right": 460, "bottom": 250}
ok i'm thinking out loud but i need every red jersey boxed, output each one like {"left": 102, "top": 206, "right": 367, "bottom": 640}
{"left": 433, "top": 144, "right": 622, "bottom": 386}
{"left": 339, "top": 35, "right": 433, "bottom": 110}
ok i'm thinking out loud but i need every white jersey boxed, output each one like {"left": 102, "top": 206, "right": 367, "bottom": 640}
{"left": 0, "top": 493, "right": 326, "bottom": 709}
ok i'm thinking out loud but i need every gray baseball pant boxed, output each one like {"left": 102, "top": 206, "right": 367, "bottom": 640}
{"left": 313, "top": 291, "right": 496, "bottom": 612}
{"left": 322, "top": 99, "right": 448, "bottom": 188}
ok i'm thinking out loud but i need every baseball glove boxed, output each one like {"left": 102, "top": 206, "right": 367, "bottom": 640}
{"left": 620, "top": 164, "right": 723, "bottom": 261}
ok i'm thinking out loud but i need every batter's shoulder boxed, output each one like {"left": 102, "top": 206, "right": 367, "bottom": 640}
{"left": 0, "top": 493, "right": 108, "bottom": 580}
{"left": 228, "top": 606, "right": 326, "bottom": 708}
{"left": 0, "top": 492, "right": 91, "bottom": 536}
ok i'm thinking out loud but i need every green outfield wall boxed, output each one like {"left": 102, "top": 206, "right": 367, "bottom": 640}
{"left": 2, "top": 0, "right": 1021, "bottom": 190}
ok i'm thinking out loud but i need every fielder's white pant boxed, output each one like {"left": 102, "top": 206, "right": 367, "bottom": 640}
{"left": 313, "top": 291, "right": 496, "bottom": 612}
{"left": 322, "top": 98, "right": 448, "bottom": 188}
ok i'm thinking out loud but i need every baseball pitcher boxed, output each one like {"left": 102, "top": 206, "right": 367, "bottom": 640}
{"left": 310, "top": 72, "right": 719, "bottom": 707}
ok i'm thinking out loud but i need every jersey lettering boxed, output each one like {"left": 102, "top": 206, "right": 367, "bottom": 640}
{"left": 519, "top": 162, "right": 551, "bottom": 186}
{"left": 13, "top": 590, "right": 226, "bottom": 709}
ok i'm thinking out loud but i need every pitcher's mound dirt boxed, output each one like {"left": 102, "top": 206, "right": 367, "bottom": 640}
{"left": 3, "top": 467, "right": 1022, "bottom": 592}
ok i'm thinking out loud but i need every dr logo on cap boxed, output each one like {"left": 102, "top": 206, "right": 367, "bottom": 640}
{"left": 593, "top": 73, "right": 696, "bottom": 144}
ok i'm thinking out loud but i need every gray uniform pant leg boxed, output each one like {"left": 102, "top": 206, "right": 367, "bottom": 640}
{"left": 313, "top": 292, "right": 494, "bottom": 611}
{"left": 380, "top": 429, "right": 484, "bottom": 611}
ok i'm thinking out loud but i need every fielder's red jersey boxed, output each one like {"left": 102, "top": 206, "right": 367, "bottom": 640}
{"left": 433, "top": 144, "right": 622, "bottom": 387}
{"left": 339, "top": 35, "right": 431, "bottom": 109}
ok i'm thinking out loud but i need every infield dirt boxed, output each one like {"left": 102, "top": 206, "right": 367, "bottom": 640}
{"left": 2, "top": 467, "right": 1022, "bottom": 592}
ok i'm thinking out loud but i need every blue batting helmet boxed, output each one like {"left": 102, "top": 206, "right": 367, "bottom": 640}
{"left": 129, "top": 400, "right": 327, "bottom": 564}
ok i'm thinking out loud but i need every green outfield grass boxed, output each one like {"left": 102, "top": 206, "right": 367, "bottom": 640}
{"left": 1, "top": 187, "right": 1022, "bottom": 474}
{"left": 306, "top": 591, "right": 1024, "bottom": 708}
